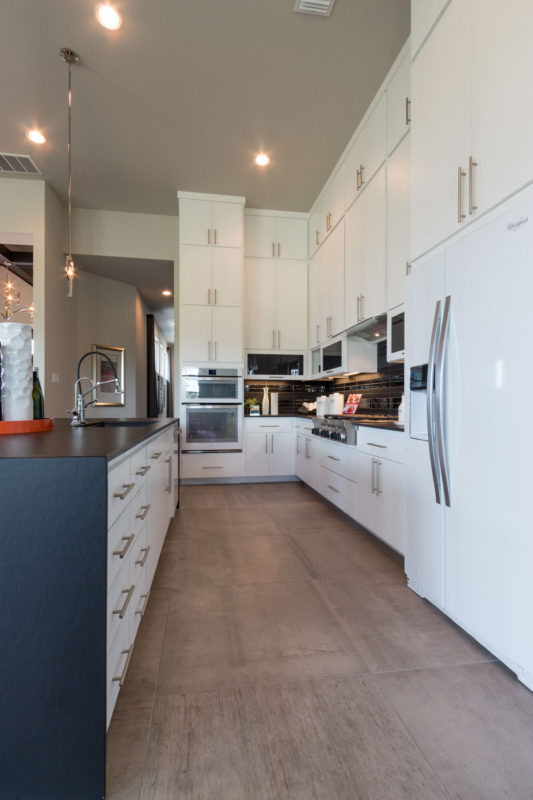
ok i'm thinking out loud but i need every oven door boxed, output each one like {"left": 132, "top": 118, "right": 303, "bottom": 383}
{"left": 181, "top": 375, "right": 242, "bottom": 404}
{"left": 181, "top": 404, "right": 243, "bottom": 451}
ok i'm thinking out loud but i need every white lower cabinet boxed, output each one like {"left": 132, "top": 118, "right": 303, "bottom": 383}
{"left": 320, "top": 466, "right": 357, "bottom": 520}
{"left": 106, "top": 426, "right": 174, "bottom": 727}
{"left": 245, "top": 418, "right": 294, "bottom": 477}
{"left": 181, "top": 451, "right": 244, "bottom": 479}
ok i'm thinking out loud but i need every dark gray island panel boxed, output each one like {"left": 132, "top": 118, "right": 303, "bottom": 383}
{"left": 0, "top": 456, "right": 107, "bottom": 800}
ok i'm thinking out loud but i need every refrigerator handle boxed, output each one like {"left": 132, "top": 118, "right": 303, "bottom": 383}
{"left": 435, "top": 295, "right": 452, "bottom": 507}
{"left": 427, "top": 299, "right": 442, "bottom": 504}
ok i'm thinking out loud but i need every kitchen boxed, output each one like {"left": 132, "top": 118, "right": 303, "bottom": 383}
{"left": 2, "top": 1, "right": 533, "bottom": 798}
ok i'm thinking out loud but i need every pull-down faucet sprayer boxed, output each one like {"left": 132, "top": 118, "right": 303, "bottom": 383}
{"left": 70, "top": 351, "right": 121, "bottom": 426}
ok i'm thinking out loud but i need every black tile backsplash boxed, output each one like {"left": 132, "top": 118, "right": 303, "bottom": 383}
{"left": 245, "top": 342, "right": 404, "bottom": 416}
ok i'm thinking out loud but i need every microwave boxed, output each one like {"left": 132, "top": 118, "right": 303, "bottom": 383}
{"left": 387, "top": 305, "right": 405, "bottom": 362}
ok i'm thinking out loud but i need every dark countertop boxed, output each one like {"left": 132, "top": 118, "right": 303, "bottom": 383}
{"left": 0, "top": 417, "right": 178, "bottom": 461}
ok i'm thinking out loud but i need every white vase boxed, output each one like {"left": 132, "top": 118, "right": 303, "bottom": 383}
{"left": 0, "top": 322, "right": 33, "bottom": 421}
{"left": 262, "top": 386, "right": 269, "bottom": 416}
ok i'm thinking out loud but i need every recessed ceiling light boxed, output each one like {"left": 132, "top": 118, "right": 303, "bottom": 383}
{"left": 255, "top": 153, "right": 270, "bottom": 167}
{"left": 96, "top": 4, "right": 122, "bottom": 30}
{"left": 162, "top": 290, "right": 172, "bottom": 297}
{"left": 27, "top": 130, "right": 46, "bottom": 144}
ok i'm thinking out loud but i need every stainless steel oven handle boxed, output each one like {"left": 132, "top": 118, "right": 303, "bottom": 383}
{"left": 427, "top": 299, "right": 442, "bottom": 504}
{"left": 435, "top": 295, "right": 451, "bottom": 507}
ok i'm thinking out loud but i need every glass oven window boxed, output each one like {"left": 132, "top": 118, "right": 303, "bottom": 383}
{"left": 184, "top": 378, "right": 239, "bottom": 401}
{"left": 185, "top": 406, "right": 239, "bottom": 444}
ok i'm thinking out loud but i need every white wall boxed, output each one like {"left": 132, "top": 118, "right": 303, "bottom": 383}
{"left": 135, "top": 292, "right": 148, "bottom": 417}
{"left": 77, "top": 270, "right": 141, "bottom": 418}
{"left": 72, "top": 208, "right": 178, "bottom": 261}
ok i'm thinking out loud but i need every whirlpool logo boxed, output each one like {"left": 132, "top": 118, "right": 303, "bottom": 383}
{"left": 507, "top": 216, "right": 528, "bottom": 232}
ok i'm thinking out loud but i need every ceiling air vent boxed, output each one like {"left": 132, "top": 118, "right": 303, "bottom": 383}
{"left": 294, "top": 0, "right": 336, "bottom": 17}
{"left": 0, "top": 153, "right": 41, "bottom": 175}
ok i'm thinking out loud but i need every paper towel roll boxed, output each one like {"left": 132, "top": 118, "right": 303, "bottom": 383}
{"left": 270, "top": 392, "right": 278, "bottom": 415}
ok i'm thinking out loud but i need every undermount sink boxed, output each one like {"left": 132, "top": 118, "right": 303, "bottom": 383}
{"left": 84, "top": 420, "right": 153, "bottom": 428}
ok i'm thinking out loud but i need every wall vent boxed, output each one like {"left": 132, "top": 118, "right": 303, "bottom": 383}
{"left": 0, "top": 153, "right": 41, "bottom": 175}
{"left": 294, "top": 0, "right": 335, "bottom": 16}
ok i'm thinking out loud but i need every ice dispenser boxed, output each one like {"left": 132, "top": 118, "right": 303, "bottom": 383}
{"left": 409, "top": 364, "right": 429, "bottom": 440}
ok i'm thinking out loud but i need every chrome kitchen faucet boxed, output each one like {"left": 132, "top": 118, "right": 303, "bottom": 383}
{"left": 70, "top": 350, "right": 121, "bottom": 426}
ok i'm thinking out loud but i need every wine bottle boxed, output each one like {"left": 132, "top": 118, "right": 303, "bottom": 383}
{"left": 32, "top": 367, "right": 44, "bottom": 420}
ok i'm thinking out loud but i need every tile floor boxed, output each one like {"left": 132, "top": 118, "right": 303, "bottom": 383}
{"left": 107, "top": 482, "right": 533, "bottom": 799}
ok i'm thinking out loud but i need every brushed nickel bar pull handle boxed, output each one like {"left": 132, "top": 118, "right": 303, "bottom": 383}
{"left": 316, "top": 323, "right": 320, "bottom": 344}
{"left": 271, "top": 434, "right": 275, "bottom": 453}
{"left": 214, "top": 229, "right": 217, "bottom": 245}
{"left": 113, "top": 482, "right": 135, "bottom": 500}
{"left": 135, "top": 590, "right": 151, "bottom": 617}
{"left": 371, "top": 458, "right": 377, "bottom": 494}
{"left": 327, "top": 484, "right": 339, "bottom": 493}
{"left": 135, "top": 545, "right": 151, "bottom": 567}
{"left": 315, "top": 230, "right": 320, "bottom": 246}
{"left": 201, "top": 465, "right": 223, "bottom": 470}
{"left": 164, "top": 457, "right": 171, "bottom": 463}
{"left": 272, "top": 242, "right": 275, "bottom": 257}
{"left": 405, "top": 96, "right": 411, "bottom": 126}
{"left": 277, "top": 242, "right": 281, "bottom": 257}
{"left": 406, "top": 262, "right": 411, "bottom": 276}
{"left": 468, "top": 156, "right": 478, "bottom": 215}
{"left": 367, "top": 442, "right": 387, "bottom": 449}
{"left": 457, "top": 166, "right": 466, "bottom": 222}
{"left": 208, "top": 339, "right": 211, "bottom": 360}
{"left": 305, "top": 438, "right": 309, "bottom": 459}
{"left": 214, "top": 288, "right": 218, "bottom": 304}
{"left": 296, "top": 436, "right": 300, "bottom": 456}
{"left": 113, "top": 585, "right": 135, "bottom": 619}
{"left": 273, "top": 330, "right": 276, "bottom": 348}
{"left": 265, "top": 434, "right": 268, "bottom": 453}
{"left": 260, "top": 424, "right": 280, "bottom": 427}
{"left": 356, "top": 168, "right": 360, "bottom": 191}
{"left": 207, "top": 228, "right": 211, "bottom": 245}
{"left": 376, "top": 460, "right": 383, "bottom": 495}
{"left": 135, "top": 465, "right": 151, "bottom": 476}
{"left": 278, "top": 330, "right": 281, "bottom": 349}
{"left": 208, "top": 288, "right": 211, "bottom": 304}
{"left": 136, "top": 504, "right": 151, "bottom": 520}
{"left": 214, "top": 341, "right": 217, "bottom": 360}
{"left": 327, "top": 455, "right": 341, "bottom": 462}
{"left": 359, "top": 164, "right": 364, "bottom": 188}
{"left": 150, "top": 452, "right": 162, "bottom": 460}
{"left": 112, "top": 647, "right": 134, "bottom": 686}
{"left": 113, "top": 534, "right": 135, "bottom": 559}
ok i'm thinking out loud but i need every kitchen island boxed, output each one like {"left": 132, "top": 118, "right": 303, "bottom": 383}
{"left": 0, "top": 417, "right": 178, "bottom": 800}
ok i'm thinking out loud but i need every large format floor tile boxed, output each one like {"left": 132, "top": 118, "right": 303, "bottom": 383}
{"left": 140, "top": 675, "right": 450, "bottom": 800}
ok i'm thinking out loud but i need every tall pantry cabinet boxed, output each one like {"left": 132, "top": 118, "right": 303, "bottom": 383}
{"left": 178, "top": 192, "right": 245, "bottom": 365}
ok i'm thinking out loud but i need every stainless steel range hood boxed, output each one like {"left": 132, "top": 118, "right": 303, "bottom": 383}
{"left": 348, "top": 312, "right": 387, "bottom": 342}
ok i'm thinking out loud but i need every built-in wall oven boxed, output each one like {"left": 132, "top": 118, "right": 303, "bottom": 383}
{"left": 181, "top": 367, "right": 243, "bottom": 452}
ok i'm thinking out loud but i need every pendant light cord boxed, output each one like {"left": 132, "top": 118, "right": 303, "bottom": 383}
{"left": 67, "top": 60, "right": 73, "bottom": 261}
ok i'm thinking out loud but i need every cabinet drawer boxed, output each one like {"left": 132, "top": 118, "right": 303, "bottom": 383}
{"left": 106, "top": 620, "right": 131, "bottom": 729}
{"left": 107, "top": 457, "right": 136, "bottom": 528}
{"left": 356, "top": 427, "right": 405, "bottom": 463}
{"left": 245, "top": 417, "right": 293, "bottom": 434}
{"left": 130, "top": 445, "right": 151, "bottom": 487}
{"left": 181, "top": 452, "right": 244, "bottom": 479}
{"left": 321, "top": 467, "right": 357, "bottom": 520}
{"left": 107, "top": 555, "right": 135, "bottom": 652}
{"left": 319, "top": 441, "right": 358, "bottom": 482}
{"left": 108, "top": 506, "right": 136, "bottom": 592}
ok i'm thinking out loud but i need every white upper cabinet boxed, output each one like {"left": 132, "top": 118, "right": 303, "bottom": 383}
{"left": 345, "top": 167, "right": 386, "bottom": 327}
{"left": 319, "top": 220, "right": 345, "bottom": 338}
{"left": 180, "top": 305, "right": 212, "bottom": 363}
{"left": 308, "top": 248, "right": 322, "bottom": 348}
{"left": 410, "top": 0, "right": 471, "bottom": 260}
{"left": 244, "top": 258, "right": 307, "bottom": 351}
{"left": 386, "top": 52, "right": 411, "bottom": 155}
{"left": 387, "top": 134, "right": 410, "bottom": 310}
{"left": 211, "top": 306, "right": 243, "bottom": 362}
{"left": 411, "top": 0, "right": 451, "bottom": 56}
{"left": 308, "top": 200, "right": 324, "bottom": 257}
{"left": 181, "top": 245, "right": 242, "bottom": 307}
{"left": 244, "top": 214, "right": 307, "bottom": 260}
{"left": 345, "top": 94, "right": 387, "bottom": 211}
{"left": 180, "top": 305, "right": 242, "bottom": 364}
{"left": 322, "top": 165, "right": 344, "bottom": 237}
{"left": 179, "top": 197, "right": 243, "bottom": 247}
{"left": 469, "top": 0, "right": 533, "bottom": 215}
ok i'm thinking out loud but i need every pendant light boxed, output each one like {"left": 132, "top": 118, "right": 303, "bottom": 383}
{"left": 60, "top": 47, "right": 80, "bottom": 298}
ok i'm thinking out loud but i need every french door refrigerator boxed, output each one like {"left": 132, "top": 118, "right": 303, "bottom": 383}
{"left": 405, "top": 189, "right": 533, "bottom": 689}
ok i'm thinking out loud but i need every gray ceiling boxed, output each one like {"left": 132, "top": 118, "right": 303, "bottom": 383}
{"left": 1, "top": 0, "right": 410, "bottom": 216}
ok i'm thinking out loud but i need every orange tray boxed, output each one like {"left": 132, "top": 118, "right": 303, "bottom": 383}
{"left": 0, "top": 418, "right": 54, "bottom": 435}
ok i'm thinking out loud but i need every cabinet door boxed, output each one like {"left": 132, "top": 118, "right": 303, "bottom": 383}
{"left": 344, "top": 192, "right": 363, "bottom": 329}
{"left": 308, "top": 249, "right": 322, "bottom": 347}
{"left": 211, "top": 306, "right": 243, "bottom": 363}
{"left": 212, "top": 247, "right": 242, "bottom": 307}
{"left": 411, "top": 0, "right": 451, "bottom": 56}
{"left": 358, "top": 167, "right": 386, "bottom": 320}
{"left": 275, "top": 217, "right": 308, "bottom": 260}
{"left": 308, "top": 203, "right": 322, "bottom": 258}
{"left": 470, "top": 0, "right": 533, "bottom": 216}
{"left": 387, "top": 135, "right": 410, "bottom": 310}
{"left": 180, "top": 198, "right": 212, "bottom": 246}
{"left": 212, "top": 202, "right": 243, "bottom": 248}
{"left": 180, "top": 305, "right": 212, "bottom": 362}
{"left": 386, "top": 53, "right": 410, "bottom": 155}
{"left": 295, "top": 434, "right": 307, "bottom": 481}
{"left": 323, "top": 165, "right": 344, "bottom": 233}
{"left": 276, "top": 260, "right": 307, "bottom": 350}
{"left": 410, "top": 0, "right": 471, "bottom": 260}
{"left": 321, "top": 220, "right": 345, "bottom": 337}
{"left": 345, "top": 95, "right": 386, "bottom": 211}
{"left": 377, "top": 458, "right": 405, "bottom": 555}
{"left": 355, "top": 452, "right": 378, "bottom": 534}
{"left": 269, "top": 433, "right": 295, "bottom": 476}
{"left": 244, "top": 259, "right": 276, "bottom": 349}
{"left": 180, "top": 245, "right": 212, "bottom": 305}
{"left": 244, "top": 215, "right": 276, "bottom": 258}
{"left": 244, "top": 432, "right": 270, "bottom": 477}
